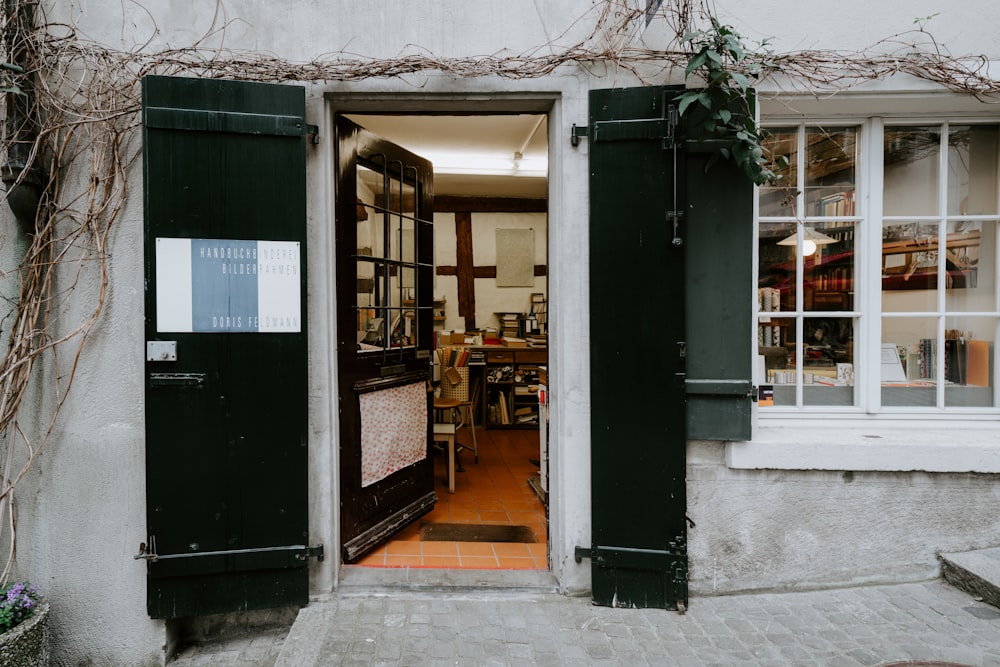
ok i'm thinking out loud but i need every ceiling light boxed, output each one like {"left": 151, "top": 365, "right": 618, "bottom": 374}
{"left": 421, "top": 151, "right": 547, "bottom": 178}
{"left": 777, "top": 227, "right": 837, "bottom": 257}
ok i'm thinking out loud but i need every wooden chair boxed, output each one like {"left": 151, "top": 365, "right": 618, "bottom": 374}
{"left": 433, "top": 377, "right": 479, "bottom": 464}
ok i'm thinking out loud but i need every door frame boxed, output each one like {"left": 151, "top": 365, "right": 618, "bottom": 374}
{"left": 320, "top": 93, "right": 560, "bottom": 582}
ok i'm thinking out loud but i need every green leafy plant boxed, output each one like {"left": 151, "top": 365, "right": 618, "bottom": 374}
{"left": 676, "top": 18, "right": 785, "bottom": 185}
{"left": 0, "top": 581, "right": 40, "bottom": 634}
{"left": 913, "top": 13, "right": 939, "bottom": 30}
{"left": 0, "top": 61, "right": 25, "bottom": 96}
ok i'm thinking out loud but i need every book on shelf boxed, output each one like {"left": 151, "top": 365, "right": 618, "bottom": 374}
{"left": 498, "top": 392, "right": 510, "bottom": 424}
{"left": 895, "top": 334, "right": 992, "bottom": 388}
{"left": 968, "top": 339, "right": 992, "bottom": 387}
{"left": 530, "top": 293, "right": 547, "bottom": 333}
{"left": 817, "top": 190, "right": 856, "bottom": 217}
{"left": 436, "top": 346, "right": 470, "bottom": 368}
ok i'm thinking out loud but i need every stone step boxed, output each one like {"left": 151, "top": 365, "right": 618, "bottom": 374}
{"left": 940, "top": 547, "right": 1000, "bottom": 609}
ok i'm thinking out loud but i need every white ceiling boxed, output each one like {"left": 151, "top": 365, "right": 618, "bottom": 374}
{"left": 346, "top": 114, "right": 548, "bottom": 199}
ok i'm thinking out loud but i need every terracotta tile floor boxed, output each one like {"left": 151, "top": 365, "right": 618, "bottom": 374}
{"left": 351, "top": 427, "right": 548, "bottom": 570}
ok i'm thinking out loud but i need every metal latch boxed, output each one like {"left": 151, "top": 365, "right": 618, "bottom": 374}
{"left": 301, "top": 544, "right": 325, "bottom": 562}
{"left": 149, "top": 373, "right": 205, "bottom": 387}
{"left": 667, "top": 209, "right": 684, "bottom": 247}
{"left": 146, "top": 341, "right": 176, "bottom": 362}
{"left": 306, "top": 124, "right": 320, "bottom": 145}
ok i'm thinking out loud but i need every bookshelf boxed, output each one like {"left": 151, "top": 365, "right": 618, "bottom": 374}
{"left": 484, "top": 348, "right": 547, "bottom": 428}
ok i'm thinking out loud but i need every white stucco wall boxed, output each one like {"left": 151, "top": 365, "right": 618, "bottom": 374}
{"left": 9, "top": 133, "right": 165, "bottom": 662}
{"left": 430, "top": 211, "right": 548, "bottom": 332}
{"left": 7, "top": 1, "right": 1000, "bottom": 664}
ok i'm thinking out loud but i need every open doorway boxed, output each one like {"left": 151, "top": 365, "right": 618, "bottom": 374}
{"left": 343, "top": 113, "right": 549, "bottom": 570}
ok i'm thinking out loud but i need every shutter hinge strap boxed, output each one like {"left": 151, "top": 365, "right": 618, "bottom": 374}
{"left": 570, "top": 123, "right": 589, "bottom": 147}
{"left": 134, "top": 536, "right": 324, "bottom": 562}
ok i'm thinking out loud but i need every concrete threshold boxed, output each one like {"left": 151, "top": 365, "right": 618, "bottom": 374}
{"left": 940, "top": 546, "right": 1000, "bottom": 609}
{"left": 335, "top": 566, "right": 561, "bottom": 597}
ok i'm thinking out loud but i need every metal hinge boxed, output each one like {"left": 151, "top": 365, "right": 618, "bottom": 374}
{"left": 570, "top": 123, "right": 589, "bottom": 147}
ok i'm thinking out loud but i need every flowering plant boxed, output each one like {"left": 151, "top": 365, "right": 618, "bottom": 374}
{"left": 0, "top": 581, "right": 39, "bottom": 633}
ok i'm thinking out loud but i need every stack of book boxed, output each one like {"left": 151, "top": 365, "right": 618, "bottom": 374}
{"left": 497, "top": 312, "right": 521, "bottom": 339}
{"left": 514, "top": 406, "right": 538, "bottom": 425}
{"left": 526, "top": 333, "right": 547, "bottom": 348}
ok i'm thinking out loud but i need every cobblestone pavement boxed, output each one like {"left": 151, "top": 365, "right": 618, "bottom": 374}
{"left": 169, "top": 580, "right": 1000, "bottom": 666}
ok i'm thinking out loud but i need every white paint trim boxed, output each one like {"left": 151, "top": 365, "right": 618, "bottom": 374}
{"left": 726, "top": 424, "right": 1000, "bottom": 473}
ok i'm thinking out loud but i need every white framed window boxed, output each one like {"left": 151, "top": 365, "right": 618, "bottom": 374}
{"left": 755, "top": 118, "right": 1000, "bottom": 418}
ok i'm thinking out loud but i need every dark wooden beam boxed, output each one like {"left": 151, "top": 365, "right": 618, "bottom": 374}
{"left": 455, "top": 212, "right": 476, "bottom": 329}
{"left": 436, "top": 265, "right": 548, "bottom": 279}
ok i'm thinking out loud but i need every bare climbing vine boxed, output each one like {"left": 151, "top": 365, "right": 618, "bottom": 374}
{"left": 0, "top": 0, "right": 995, "bottom": 582}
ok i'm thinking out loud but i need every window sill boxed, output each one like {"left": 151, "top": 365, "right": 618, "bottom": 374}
{"left": 726, "top": 422, "right": 1000, "bottom": 473}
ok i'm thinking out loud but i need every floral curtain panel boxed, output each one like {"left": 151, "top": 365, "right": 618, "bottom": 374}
{"left": 360, "top": 381, "right": 427, "bottom": 487}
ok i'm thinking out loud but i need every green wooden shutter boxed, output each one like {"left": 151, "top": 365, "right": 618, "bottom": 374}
{"left": 587, "top": 86, "right": 689, "bottom": 610}
{"left": 683, "top": 130, "right": 754, "bottom": 441}
{"left": 142, "top": 75, "right": 313, "bottom": 619}
{"left": 585, "top": 84, "right": 753, "bottom": 609}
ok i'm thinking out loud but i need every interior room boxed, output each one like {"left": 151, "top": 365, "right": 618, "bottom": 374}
{"left": 345, "top": 113, "right": 550, "bottom": 570}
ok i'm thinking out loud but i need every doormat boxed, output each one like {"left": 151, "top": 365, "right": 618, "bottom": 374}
{"left": 420, "top": 523, "right": 535, "bottom": 543}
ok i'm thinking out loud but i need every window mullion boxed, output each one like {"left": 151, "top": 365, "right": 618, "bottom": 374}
{"left": 861, "top": 118, "right": 882, "bottom": 413}
{"left": 794, "top": 124, "right": 807, "bottom": 407}
{"left": 936, "top": 123, "right": 950, "bottom": 407}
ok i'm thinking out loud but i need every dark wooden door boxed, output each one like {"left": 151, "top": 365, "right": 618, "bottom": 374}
{"left": 334, "top": 116, "right": 437, "bottom": 562}
{"left": 142, "top": 75, "right": 311, "bottom": 618}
